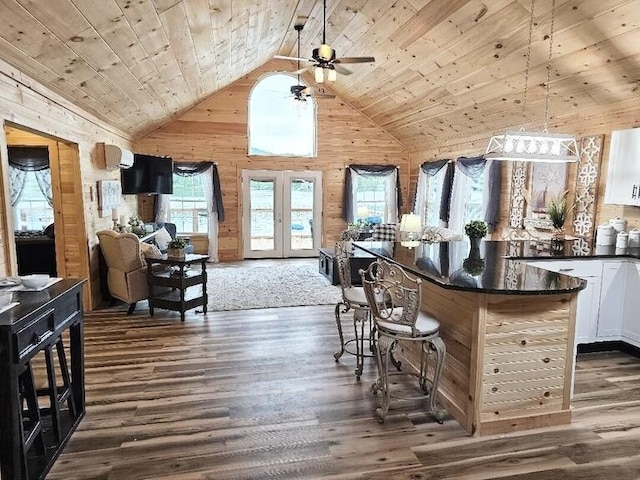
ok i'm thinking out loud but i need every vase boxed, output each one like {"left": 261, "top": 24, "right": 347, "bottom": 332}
{"left": 552, "top": 227, "right": 565, "bottom": 241}
{"left": 167, "top": 248, "right": 185, "bottom": 259}
{"left": 469, "top": 236, "right": 482, "bottom": 252}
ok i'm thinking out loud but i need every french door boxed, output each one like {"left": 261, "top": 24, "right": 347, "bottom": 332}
{"left": 242, "top": 170, "right": 322, "bottom": 258}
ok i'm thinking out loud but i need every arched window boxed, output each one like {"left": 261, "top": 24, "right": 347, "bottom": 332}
{"left": 248, "top": 73, "right": 316, "bottom": 157}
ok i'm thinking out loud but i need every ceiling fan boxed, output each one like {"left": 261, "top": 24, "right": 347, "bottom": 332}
{"left": 275, "top": 0, "right": 375, "bottom": 84}
{"left": 289, "top": 23, "right": 335, "bottom": 103}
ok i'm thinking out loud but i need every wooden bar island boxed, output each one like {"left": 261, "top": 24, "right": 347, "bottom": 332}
{"left": 356, "top": 240, "right": 586, "bottom": 437}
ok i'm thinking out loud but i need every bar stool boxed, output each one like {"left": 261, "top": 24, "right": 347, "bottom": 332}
{"left": 18, "top": 361, "right": 46, "bottom": 474}
{"left": 361, "top": 259, "right": 447, "bottom": 423}
{"left": 41, "top": 336, "right": 77, "bottom": 442}
{"left": 333, "top": 239, "right": 378, "bottom": 380}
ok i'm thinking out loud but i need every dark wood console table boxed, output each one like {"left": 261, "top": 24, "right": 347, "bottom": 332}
{"left": 146, "top": 254, "right": 209, "bottom": 321}
{"left": 0, "top": 278, "right": 85, "bottom": 480}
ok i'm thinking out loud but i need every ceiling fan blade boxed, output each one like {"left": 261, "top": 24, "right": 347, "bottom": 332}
{"left": 274, "top": 55, "right": 312, "bottom": 62}
{"left": 333, "top": 64, "right": 353, "bottom": 75}
{"left": 304, "top": 87, "right": 336, "bottom": 98}
{"left": 293, "top": 65, "right": 314, "bottom": 75}
{"left": 334, "top": 56, "right": 376, "bottom": 64}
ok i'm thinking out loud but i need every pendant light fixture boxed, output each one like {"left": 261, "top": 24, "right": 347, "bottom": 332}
{"left": 485, "top": 0, "right": 578, "bottom": 163}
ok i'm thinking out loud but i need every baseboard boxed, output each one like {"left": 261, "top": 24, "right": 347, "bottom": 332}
{"left": 577, "top": 340, "right": 640, "bottom": 358}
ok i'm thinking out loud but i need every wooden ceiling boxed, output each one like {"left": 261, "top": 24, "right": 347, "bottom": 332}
{"left": 1, "top": 0, "right": 639, "bottom": 151}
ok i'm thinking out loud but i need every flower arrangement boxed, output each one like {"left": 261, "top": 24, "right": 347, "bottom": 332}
{"left": 167, "top": 237, "right": 188, "bottom": 250}
{"left": 464, "top": 220, "right": 488, "bottom": 239}
{"left": 127, "top": 214, "right": 146, "bottom": 238}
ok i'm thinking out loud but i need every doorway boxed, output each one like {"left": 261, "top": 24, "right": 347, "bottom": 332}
{"left": 242, "top": 170, "right": 322, "bottom": 259}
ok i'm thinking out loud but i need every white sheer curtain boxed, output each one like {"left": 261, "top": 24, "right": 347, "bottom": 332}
{"left": 414, "top": 168, "right": 428, "bottom": 223}
{"left": 155, "top": 194, "right": 171, "bottom": 223}
{"left": 201, "top": 168, "right": 219, "bottom": 262}
{"left": 448, "top": 158, "right": 488, "bottom": 236}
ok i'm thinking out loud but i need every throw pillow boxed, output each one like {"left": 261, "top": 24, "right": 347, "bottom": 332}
{"left": 372, "top": 223, "right": 397, "bottom": 241}
{"left": 140, "top": 242, "right": 162, "bottom": 259}
{"left": 154, "top": 227, "right": 172, "bottom": 251}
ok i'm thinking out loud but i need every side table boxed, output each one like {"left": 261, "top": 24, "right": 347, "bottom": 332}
{"left": 146, "top": 254, "right": 209, "bottom": 321}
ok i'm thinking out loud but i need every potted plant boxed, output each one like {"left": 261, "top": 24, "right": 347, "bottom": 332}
{"left": 464, "top": 220, "right": 488, "bottom": 251}
{"left": 546, "top": 191, "right": 571, "bottom": 240}
{"left": 167, "top": 237, "right": 188, "bottom": 259}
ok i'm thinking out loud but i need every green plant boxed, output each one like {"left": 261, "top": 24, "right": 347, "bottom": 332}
{"left": 167, "top": 237, "right": 188, "bottom": 250}
{"left": 546, "top": 191, "right": 571, "bottom": 228}
{"left": 464, "top": 220, "right": 488, "bottom": 239}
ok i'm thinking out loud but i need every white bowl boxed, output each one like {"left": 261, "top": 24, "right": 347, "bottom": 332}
{"left": 21, "top": 274, "right": 50, "bottom": 289}
{"left": 0, "top": 291, "right": 13, "bottom": 308}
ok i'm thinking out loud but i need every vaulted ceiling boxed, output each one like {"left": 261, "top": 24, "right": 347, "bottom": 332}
{"left": 1, "top": 0, "right": 639, "bottom": 151}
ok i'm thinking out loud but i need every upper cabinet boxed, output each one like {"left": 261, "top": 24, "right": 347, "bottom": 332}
{"left": 605, "top": 127, "right": 640, "bottom": 205}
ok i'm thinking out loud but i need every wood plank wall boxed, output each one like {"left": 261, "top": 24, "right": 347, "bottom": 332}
{"left": 408, "top": 112, "right": 640, "bottom": 237}
{"left": 0, "top": 58, "right": 135, "bottom": 310}
{"left": 136, "top": 60, "right": 410, "bottom": 261}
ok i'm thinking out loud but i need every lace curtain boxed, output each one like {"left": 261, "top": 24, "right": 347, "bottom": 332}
{"left": 8, "top": 146, "right": 52, "bottom": 207}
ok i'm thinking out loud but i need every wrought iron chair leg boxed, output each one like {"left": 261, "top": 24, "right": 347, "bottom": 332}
{"left": 429, "top": 336, "right": 447, "bottom": 423}
{"left": 376, "top": 337, "right": 394, "bottom": 423}
{"left": 334, "top": 302, "right": 346, "bottom": 361}
{"left": 354, "top": 309, "right": 366, "bottom": 380}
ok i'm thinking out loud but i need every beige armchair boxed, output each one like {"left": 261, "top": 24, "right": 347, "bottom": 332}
{"left": 97, "top": 230, "right": 149, "bottom": 314}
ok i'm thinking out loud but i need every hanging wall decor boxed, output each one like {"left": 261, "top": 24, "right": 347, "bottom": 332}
{"left": 97, "top": 180, "right": 121, "bottom": 218}
{"left": 570, "top": 135, "right": 604, "bottom": 255}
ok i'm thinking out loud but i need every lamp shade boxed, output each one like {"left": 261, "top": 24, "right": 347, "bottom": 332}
{"left": 314, "top": 67, "right": 324, "bottom": 84}
{"left": 399, "top": 213, "right": 422, "bottom": 242}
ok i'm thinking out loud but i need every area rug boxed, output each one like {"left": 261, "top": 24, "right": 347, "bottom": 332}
{"left": 207, "top": 261, "right": 342, "bottom": 311}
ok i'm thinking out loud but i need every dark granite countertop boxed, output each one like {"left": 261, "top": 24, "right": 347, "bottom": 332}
{"left": 354, "top": 240, "right": 593, "bottom": 295}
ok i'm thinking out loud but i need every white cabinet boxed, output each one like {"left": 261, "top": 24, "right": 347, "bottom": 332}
{"left": 622, "top": 262, "right": 640, "bottom": 346}
{"left": 604, "top": 127, "right": 640, "bottom": 205}
{"left": 525, "top": 260, "right": 603, "bottom": 344}
{"left": 597, "top": 261, "right": 627, "bottom": 339}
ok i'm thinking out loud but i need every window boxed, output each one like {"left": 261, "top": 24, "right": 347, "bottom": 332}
{"left": 248, "top": 73, "right": 316, "bottom": 157}
{"left": 346, "top": 166, "right": 399, "bottom": 225}
{"left": 169, "top": 174, "right": 208, "bottom": 234}
{"left": 12, "top": 169, "right": 53, "bottom": 231}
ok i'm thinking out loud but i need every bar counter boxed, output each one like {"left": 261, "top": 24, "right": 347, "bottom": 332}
{"left": 355, "top": 240, "right": 586, "bottom": 436}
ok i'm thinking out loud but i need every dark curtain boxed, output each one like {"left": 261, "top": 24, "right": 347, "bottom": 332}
{"left": 172, "top": 162, "right": 225, "bottom": 222}
{"left": 8, "top": 146, "right": 50, "bottom": 171}
{"left": 484, "top": 161, "right": 502, "bottom": 233}
{"left": 456, "top": 155, "right": 486, "bottom": 177}
{"left": 343, "top": 164, "right": 402, "bottom": 221}
{"left": 438, "top": 161, "right": 455, "bottom": 225}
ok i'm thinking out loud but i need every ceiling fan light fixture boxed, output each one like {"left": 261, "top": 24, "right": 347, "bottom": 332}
{"left": 317, "top": 44, "right": 335, "bottom": 62}
{"left": 327, "top": 67, "right": 336, "bottom": 83}
{"left": 315, "top": 66, "right": 324, "bottom": 84}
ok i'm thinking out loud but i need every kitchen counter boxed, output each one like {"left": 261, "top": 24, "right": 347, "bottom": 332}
{"left": 355, "top": 240, "right": 584, "bottom": 437}
{"left": 356, "top": 240, "right": 586, "bottom": 294}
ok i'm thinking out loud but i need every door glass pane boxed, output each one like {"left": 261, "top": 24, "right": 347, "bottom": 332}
{"left": 290, "top": 178, "right": 314, "bottom": 250}
{"left": 250, "top": 179, "right": 275, "bottom": 251}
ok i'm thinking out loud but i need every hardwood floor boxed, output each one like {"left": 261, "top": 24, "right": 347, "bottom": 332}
{"left": 46, "top": 303, "right": 640, "bottom": 479}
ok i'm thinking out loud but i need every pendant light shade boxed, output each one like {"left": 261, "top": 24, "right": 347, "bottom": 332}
{"left": 485, "top": 0, "right": 578, "bottom": 163}
{"left": 314, "top": 66, "right": 324, "bottom": 84}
